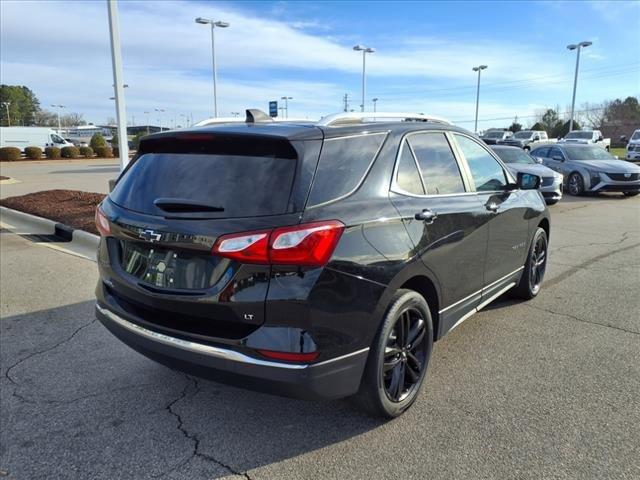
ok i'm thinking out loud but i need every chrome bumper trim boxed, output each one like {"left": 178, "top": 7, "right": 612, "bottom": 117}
{"left": 96, "top": 303, "right": 368, "bottom": 371}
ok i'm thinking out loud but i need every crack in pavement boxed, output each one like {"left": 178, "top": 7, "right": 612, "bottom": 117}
{"left": 524, "top": 303, "right": 640, "bottom": 336}
{"left": 158, "top": 376, "right": 252, "bottom": 480}
{"left": 3, "top": 318, "right": 97, "bottom": 387}
{"left": 544, "top": 241, "right": 640, "bottom": 289}
{"left": 550, "top": 231, "right": 631, "bottom": 254}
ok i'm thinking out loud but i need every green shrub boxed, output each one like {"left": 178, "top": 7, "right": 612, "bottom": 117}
{"left": 79, "top": 146, "right": 94, "bottom": 158}
{"left": 90, "top": 133, "right": 107, "bottom": 150}
{"left": 94, "top": 146, "right": 113, "bottom": 158}
{"left": 61, "top": 146, "right": 80, "bottom": 158}
{"left": 0, "top": 147, "right": 22, "bottom": 161}
{"left": 24, "top": 146, "right": 42, "bottom": 160}
{"left": 113, "top": 146, "right": 119, "bottom": 157}
{"left": 45, "top": 147, "right": 61, "bottom": 159}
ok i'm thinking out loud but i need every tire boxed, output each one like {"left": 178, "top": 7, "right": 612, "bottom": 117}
{"left": 354, "top": 289, "right": 433, "bottom": 418}
{"left": 512, "top": 227, "right": 548, "bottom": 300}
{"left": 545, "top": 199, "right": 559, "bottom": 205}
{"left": 567, "top": 172, "right": 585, "bottom": 196}
{"left": 623, "top": 192, "right": 639, "bottom": 197}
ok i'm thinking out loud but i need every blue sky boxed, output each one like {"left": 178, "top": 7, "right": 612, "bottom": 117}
{"left": 1, "top": 0, "right": 639, "bottom": 130}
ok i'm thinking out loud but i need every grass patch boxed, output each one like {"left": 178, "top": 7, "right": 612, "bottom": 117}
{"left": 610, "top": 147, "right": 626, "bottom": 158}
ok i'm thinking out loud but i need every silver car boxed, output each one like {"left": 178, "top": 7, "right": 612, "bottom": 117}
{"left": 491, "top": 145, "right": 563, "bottom": 205}
{"left": 530, "top": 144, "right": 640, "bottom": 197}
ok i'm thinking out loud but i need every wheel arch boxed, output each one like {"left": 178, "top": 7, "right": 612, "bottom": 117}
{"left": 399, "top": 276, "right": 440, "bottom": 341}
{"left": 538, "top": 217, "right": 550, "bottom": 241}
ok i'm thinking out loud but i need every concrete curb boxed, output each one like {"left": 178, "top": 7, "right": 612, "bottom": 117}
{"left": 0, "top": 206, "right": 99, "bottom": 260}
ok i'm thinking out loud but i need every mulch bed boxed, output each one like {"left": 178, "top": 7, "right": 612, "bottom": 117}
{"left": 0, "top": 189, "right": 106, "bottom": 235}
{"left": 0, "top": 176, "right": 10, "bottom": 181}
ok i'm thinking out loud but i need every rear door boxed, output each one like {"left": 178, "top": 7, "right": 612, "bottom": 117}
{"left": 452, "top": 133, "right": 530, "bottom": 298}
{"left": 389, "top": 131, "right": 488, "bottom": 334}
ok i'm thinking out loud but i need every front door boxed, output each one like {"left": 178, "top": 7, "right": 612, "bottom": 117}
{"left": 452, "top": 134, "right": 531, "bottom": 300}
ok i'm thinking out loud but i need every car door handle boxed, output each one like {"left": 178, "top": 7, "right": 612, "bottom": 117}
{"left": 485, "top": 202, "right": 499, "bottom": 213}
{"left": 415, "top": 209, "right": 438, "bottom": 224}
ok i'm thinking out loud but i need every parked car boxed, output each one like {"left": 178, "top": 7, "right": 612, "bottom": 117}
{"left": 625, "top": 129, "right": 640, "bottom": 162}
{"left": 491, "top": 145, "right": 563, "bottom": 205}
{"left": 481, "top": 129, "right": 512, "bottom": 145}
{"left": 95, "top": 110, "right": 551, "bottom": 418}
{"left": 498, "top": 130, "right": 553, "bottom": 150}
{"left": 559, "top": 130, "right": 610, "bottom": 151}
{"left": 530, "top": 144, "right": 640, "bottom": 197}
{"left": 0, "top": 126, "right": 74, "bottom": 152}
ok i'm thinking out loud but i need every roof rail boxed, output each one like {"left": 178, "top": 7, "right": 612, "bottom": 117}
{"left": 317, "top": 112, "right": 452, "bottom": 127}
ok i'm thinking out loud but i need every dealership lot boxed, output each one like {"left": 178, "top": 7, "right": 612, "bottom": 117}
{"left": 1, "top": 193, "right": 639, "bottom": 479}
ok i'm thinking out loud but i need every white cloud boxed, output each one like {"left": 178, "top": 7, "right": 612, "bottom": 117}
{"left": 0, "top": 0, "right": 626, "bottom": 127}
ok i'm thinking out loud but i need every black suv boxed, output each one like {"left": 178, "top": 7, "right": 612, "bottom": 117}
{"left": 95, "top": 111, "right": 550, "bottom": 418}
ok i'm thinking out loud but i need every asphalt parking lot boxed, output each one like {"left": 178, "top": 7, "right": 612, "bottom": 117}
{"left": 1, "top": 193, "right": 639, "bottom": 479}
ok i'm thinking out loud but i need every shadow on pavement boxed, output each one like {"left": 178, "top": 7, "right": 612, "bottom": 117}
{"left": 50, "top": 167, "right": 120, "bottom": 174}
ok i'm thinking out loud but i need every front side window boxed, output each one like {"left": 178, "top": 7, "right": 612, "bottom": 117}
{"left": 531, "top": 146, "right": 550, "bottom": 158}
{"left": 513, "top": 131, "right": 534, "bottom": 139}
{"left": 51, "top": 134, "right": 65, "bottom": 144}
{"left": 493, "top": 148, "right": 535, "bottom": 164}
{"left": 455, "top": 134, "right": 507, "bottom": 192}
{"left": 548, "top": 146, "right": 565, "bottom": 160}
{"left": 407, "top": 133, "right": 465, "bottom": 195}
{"left": 395, "top": 140, "right": 425, "bottom": 195}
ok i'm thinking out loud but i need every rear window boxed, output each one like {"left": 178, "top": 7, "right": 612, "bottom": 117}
{"left": 110, "top": 153, "right": 297, "bottom": 218}
{"left": 306, "top": 133, "right": 386, "bottom": 207}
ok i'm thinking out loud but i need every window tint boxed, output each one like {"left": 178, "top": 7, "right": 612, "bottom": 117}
{"left": 532, "top": 146, "right": 550, "bottom": 158}
{"left": 407, "top": 133, "right": 465, "bottom": 195}
{"left": 455, "top": 134, "right": 507, "bottom": 192}
{"left": 395, "top": 141, "right": 425, "bottom": 195}
{"left": 110, "top": 153, "right": 297, "bottom": 218}
{"left": 307, "top": 133, "right": 386, "bottom": 207}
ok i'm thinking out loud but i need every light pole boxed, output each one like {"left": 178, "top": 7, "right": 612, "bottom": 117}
{"left": 280, "top": 96, "right": 292, "bottom": 118}
{"left": 180, "top": 113, "right": 190, "bottom": 127}
{"left": 353, "top": 45, "right": 375, "bottom": 113}
{"left": 107, "top": 0, "right": 129, "bottom": 170}
{"left": 1, "top": 102, "right": 10, "bottom": 126}
{"left": 231, "top": 112, "right": 240, "bottom": 117}
{"left": 51, "top": 104, "right": 66, "bottom": 132}
{"left": 472, "top": 65, "right": 488, "bottom": 133}
{"left": 372, "top": 97, "right": 378, "bottom": 114}
{"left": 567, "top": 41, "right": 592, "bottom": 132}
{"left": 154, "top": 108, "right": 164, "bottom": 131}
{"left": 144, "top": 111, "right": 150, "bottom": 134}
{"left": 195, "top": 17, "right": 229, "bottom": 118}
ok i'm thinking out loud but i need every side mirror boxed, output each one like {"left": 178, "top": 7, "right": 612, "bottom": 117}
{"left": 619, "top": 135, "right": 627, "bottom": 142}
{"left": 552, "top": 155, "right": 564, "bottom": 161}
{"left": 598, "top": 136, "right": 603, "bottom": 142}
{"left": 533, "top": 136, "right": 540, "bottom": 141}
{"left": 517, "top": 172, "right": 541, "bottom": 190}
{"left": 534, "top": 156, "right": 544, "bottom": 164}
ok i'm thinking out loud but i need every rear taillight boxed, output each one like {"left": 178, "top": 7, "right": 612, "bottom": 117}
{"left": 211, "top": 220, "right": 344, "bottom": 266}
{"left": 212, "top": 229, "right": 270, "bottom": 264}
{"left": 95, "top": 205, "right": 111, "bottom": 236}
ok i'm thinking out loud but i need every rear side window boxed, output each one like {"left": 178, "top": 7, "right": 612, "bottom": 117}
{"left": 407, "top": 133, "right": 465, "bottom": 195}
{"left": 395, "top": 141, "right": 425, "bottom": 195}
{"left": 455, "top": 134, "right": 507, "bottom": 192}
{"left": 110, "top": 153, "right": 296, "bottom": 218}
{"left": 307, "top": 133, "right": 386, "bottom": 207}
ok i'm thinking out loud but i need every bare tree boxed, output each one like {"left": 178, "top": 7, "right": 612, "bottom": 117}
{"left": 61, "top": 112, "right": 86, "bottom": 127}
{"left": 33, "top": 109, "right": 58, "bottom": 127}
{"left": 580, "top": 101, "right": 606, "bottom": 129}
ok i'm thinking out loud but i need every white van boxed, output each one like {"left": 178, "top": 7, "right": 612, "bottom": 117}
{"left": 0, "top": 127, "right": 74, "bottom": 152}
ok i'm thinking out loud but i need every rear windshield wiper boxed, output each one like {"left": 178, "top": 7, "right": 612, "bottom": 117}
{"left": 153, "top": 198, "right": 225, "bottom": 213}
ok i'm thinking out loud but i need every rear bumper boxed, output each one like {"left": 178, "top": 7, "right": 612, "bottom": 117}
{"left": 96, "top": 302, "right": 369, "bottom": 400}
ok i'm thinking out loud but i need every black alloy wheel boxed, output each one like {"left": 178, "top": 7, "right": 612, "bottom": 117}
{"left": 355, "top": 289, "right": 433, "bottom": 418}
{"left": 382, "top": 307, "right": 428, "bottom": 402}
{"left": 513, "top": 227, "right": 548, "bottom": 300}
